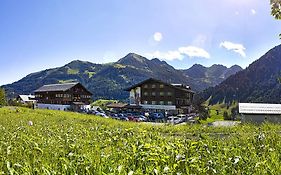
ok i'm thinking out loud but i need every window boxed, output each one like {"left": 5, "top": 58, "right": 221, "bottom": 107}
{"left": 151, "top": 101, "right": 156, "bottom": 105}
{"left": 159, "top": 92, "right": 164, "bottom": 96}
{"left": 159, "top": 101, "right": 164, "bottom": 105}
{"left": 56, "top": 94, "right": 64, "bottom": 98}
{"left": 151, "top": 84, "right": 156, "bottom": 88}
{"left": 167, "top": 92, "right": 172, "bottom": 96}
{"left": 167, "top": 101, "right": 173, "bottom": 105}
{"left": 151, "top": 92, "right": 156, "bottom": 96}
{"left": 160, "top": 84, "right": 164, "bottom": 88}
{"left": 143, "top": 101, "right": 148, "bottom": 104}
{"left": 144, "top": 84, "right": 148, "bottom": 88}
{"left": 36, "top": 94, "right": 42, "bottom": 98}
{"left": 144, "top": 92, "right": 148, "bottom": 96}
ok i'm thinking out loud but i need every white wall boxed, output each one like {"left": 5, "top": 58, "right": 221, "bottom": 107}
{"left": 129, "top": 89, "right": 135, "bottom": 104}
{"left": 37, "top": 103, "right": 71, "bottom": 111}
{"left": 129, "top": 87, "right": 141, "bottom": 105}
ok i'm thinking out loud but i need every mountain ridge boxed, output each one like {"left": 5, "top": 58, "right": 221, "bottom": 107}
{"left": 2, "top": 53, "right": 242, "bottom": 100}
{"left": 200, "top": 44, "right": 281, "bottom": 104}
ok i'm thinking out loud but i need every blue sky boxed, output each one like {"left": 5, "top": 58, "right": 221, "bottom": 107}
{"left": 0, "top": 0, "right": 280, "bottom": 85}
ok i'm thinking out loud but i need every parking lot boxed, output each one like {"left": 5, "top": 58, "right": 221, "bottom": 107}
{"left": 84, "top": 108, "right": 198, "bottom": 124}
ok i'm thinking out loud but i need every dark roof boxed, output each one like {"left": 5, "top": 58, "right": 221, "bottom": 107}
{"left": 124, "top": 78, "right": 195, "bottom": 93}
{"left": 34, "top": 82, "right": 93, "bottom": 95}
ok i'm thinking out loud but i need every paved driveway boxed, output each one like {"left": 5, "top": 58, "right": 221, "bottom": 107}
{"left": 211, "top": 121, "right": 240, "bottom": 127}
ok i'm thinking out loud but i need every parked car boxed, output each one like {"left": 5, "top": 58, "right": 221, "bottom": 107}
{"left": 117, "top": 113, "right": 129, "bottom": 121}
{"left": 128, "top": 116, "right": 140, "bottom": 122}
{"left": 87, "top": 110, "right": 98, "bottom": 114}
{"left": 95, "top": 112, "right": 109, "bottom": 118}
{"left": 149, "top": 113, "right": 165, "bottom": 121}
{"left": 137, "top": 115, "right": 147, "bottom": 122}
{"left": 167, "top": 116, "right": 180, "bottom": 124}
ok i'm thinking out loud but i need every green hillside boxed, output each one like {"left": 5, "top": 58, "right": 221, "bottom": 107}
{"left": 201, "top": 44, "right": 281, "bottom": 104}
{"left": 1, "top": 107, "right": 281, "bottom": 174}
{"left": 2, "top": 53, "right": 242, "bottom": 101}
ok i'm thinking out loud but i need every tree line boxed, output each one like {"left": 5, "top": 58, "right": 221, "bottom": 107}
{"left": 0, "top": 88, "right": 6, "bottom": 106}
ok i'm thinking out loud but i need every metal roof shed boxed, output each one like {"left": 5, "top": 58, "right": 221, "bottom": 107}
{"left": 239, "top": 103, "right": 281, "bottom": 123}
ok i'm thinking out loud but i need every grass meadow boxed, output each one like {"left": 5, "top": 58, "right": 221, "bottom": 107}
{"left": 1, "top": 107, "right": 281, "bottom": 174}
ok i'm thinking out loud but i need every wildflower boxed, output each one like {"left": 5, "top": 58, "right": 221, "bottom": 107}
{"left": 176, "top": 154, "right": 185, "bottom": 161}
{"left": 128, "top": 170, "right": 134, "bottom": 175}
{"left": 258, "top": 133, "right": 265, "bottom": 141}
{"left": 164, "top": 166, "right": 169, "bottom": 172}
{"left": 68, "top": 152, "right": 74, "bottom": 157}
{"left": 154, "top": 169, "right": 158, "bottom": 175}
{"left": 234, "top": 156, "right": 240, "bottom": 164}
{"left": 118, "top": 165, "right": 122, "bottom": 173}
{"left": 28, "top": 121, "right": 33, "bottom": 126}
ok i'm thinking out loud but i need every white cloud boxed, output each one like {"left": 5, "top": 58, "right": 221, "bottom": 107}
{"left": 179, "top": 46, "right": 210, "bottom": 59}
{"left": 145, "top": 46, "right": 210, "bottom": 61}
{"left": 220, "top": 41, "right": 246, "bottom": 57}
{"left": 146, "top": 50, "right": 183, "bottom": 61}
{"left": 251, "top": 9, "right": 256, "bottom": 15}
{"left": 153, "top": 32, "right": 163, "bottom": 42}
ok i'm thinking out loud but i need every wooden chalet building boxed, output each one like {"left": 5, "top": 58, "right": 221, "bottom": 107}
{"left": 34, "top": 82, "right": 92, "bottom": 111}
{"left": 125, "top": 78, "right": 194, "bottom": 114}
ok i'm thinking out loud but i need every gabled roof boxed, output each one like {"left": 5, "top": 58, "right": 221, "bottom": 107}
{"left": 34, "top": 82, "right": 79, "bottom": 92}
{"left": 34, "top": 82, "right": 93, "bottom": 95}
{"left": 124, "top": 78, "right": 195, "bottom": 93}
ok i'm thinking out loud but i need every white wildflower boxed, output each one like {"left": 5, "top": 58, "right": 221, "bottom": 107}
{"left": 154, "top": 169, "right": 158, "bottom": 175}
{"left": 28, "top": 121, "right": 33, "bottom": 126}
{"left": 68, "top": 152, "right": 74, "bottom": 157}
{"left": 258, "top": 133, "right": 265, "bottom": 140}
{"left": 118, "top": 165, "right": 122, "bottom": 173}
{"left": 234, "top": 156, "right": 240, "bottom": 164}
{"left": 128, "top": 170, "right": 134, "bottom": 175}
{"left": 176, "top": 154, "right": 185, "bottom": 161}
{"left": 164, "top": 166, "right": 169, "bottom": 172}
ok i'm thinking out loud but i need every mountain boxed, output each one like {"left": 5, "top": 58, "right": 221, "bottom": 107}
{"left": 201, "top": 44, "right": 281, "bottom": 104}
{"left": 2, "top": 53, "right": 242, "bottom": 100}
{"left": 181, "top": 64, "right": 242, "bottom": 90}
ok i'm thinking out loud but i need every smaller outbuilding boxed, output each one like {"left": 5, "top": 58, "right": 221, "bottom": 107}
{"left": 239, "top": 103, "right": 281, "bottom": 123}
{"left": 17, "top": 95, "right": 36, "bottom": 104}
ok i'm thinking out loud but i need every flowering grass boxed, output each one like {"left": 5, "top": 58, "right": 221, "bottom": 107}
{"left": 1, "top": 107, "right": 281, "bottom": 174}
